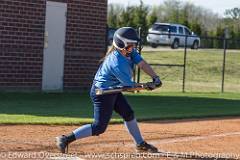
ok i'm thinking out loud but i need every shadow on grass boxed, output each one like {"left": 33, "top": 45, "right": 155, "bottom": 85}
{"left": 1, "top": 92, "right": 240, "bottom": 122}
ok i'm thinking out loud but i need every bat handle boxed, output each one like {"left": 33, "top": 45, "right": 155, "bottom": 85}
{"left": 137, "top": 83, "right": 147, "bottom": 89}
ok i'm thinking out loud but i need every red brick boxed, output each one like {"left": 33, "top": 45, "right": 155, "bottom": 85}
{"left": 0, "top": 0, "right": 107, "bottom": 91}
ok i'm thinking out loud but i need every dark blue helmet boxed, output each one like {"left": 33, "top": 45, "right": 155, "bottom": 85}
{"left": 113, "top": 27, "right": 140, "bottom": 49}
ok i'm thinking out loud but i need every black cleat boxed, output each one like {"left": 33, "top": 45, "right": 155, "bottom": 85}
{"left": 136, "top": 141, "right": 158, "bottom": 153}
{"left": 56, "top": 135, "right": 69, "bottom": 153}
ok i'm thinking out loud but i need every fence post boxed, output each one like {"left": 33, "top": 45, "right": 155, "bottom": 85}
{"left": 137, "top": 27, "right": 142, "bottom": 83}
{"left": 221, "top": 28, "right": 229, "bottom": 93}
{"left": 221, "top": 38, "right": 227, "bottom": 93}
{"left": 182, "top": 35, "right": 188, "bottom": 93}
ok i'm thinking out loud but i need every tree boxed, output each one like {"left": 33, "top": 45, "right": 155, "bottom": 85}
{"left": 147, "top": 7, "right": 158, "bottom": 27}
{"left": 179, "top": 2, "right": 190, "bottom": 27}
{"left": 228, "top": 26, "right": 236, "bottom": 48}
{"left": 225, "top": 8, "right": 240, "bottom": 20}
{"left": 191, "top": 21, "right": 202, "bottom": 35}
{"left": 118, "top": 6, "right": 135, "bottom": 27}
{"left": 223, "top": 7, "right": 240, "bottom": 48}
{"left": 132, "top": 0, "right": 149, "bottom": 41}
{"left": 107, "top": 4, "right": 124, "bottom": 28}
{"left": 214, "top": 26, "right": 224, "bottom": 48}
{"left": 107, "top": 0, "right": 240, "bottom": 48}
{"left": 163, "top": 0, "right": 181, "bottom": 23}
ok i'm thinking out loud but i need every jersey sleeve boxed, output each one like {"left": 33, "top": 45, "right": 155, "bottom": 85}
{"left": 131, "top": 49, "right": 143, "bottom": 64}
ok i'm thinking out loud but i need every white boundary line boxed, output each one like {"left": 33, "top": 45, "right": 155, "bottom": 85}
{"left": 81, "top": 131, "right": 240, "bottom": 148}
{"left": 149, "top": 131, "right": 240, "bottom": 145}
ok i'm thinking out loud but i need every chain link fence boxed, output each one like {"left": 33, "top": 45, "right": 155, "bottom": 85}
{"left": 136, "top": 29, "right": 240, "bottom": 93}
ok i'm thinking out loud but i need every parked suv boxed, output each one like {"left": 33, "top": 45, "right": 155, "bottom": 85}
{"left": 147, "top": 23, "right": 200, "bottom": 49}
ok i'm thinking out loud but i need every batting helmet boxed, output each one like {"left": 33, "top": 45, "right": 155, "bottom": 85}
{"left": 113, "top": 27, "right": 140, "bottom": 50}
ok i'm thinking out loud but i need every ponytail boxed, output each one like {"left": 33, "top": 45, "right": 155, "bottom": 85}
{"left": 99, "top": 45, "right": 116, "bottom": 63}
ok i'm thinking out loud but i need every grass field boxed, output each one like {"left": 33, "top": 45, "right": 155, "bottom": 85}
{"left": 140, "top": 49, "right": 240, "bottom": 92}
{"left": 1, "top": 92, "right": 240, "bottom": 124}
{"left": 0, "top": 48, "right": 239, "bottom": 125}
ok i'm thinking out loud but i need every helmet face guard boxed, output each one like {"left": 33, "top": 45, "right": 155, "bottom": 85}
{"left": 113, "top": 27, "right": 140, "bottom": 50}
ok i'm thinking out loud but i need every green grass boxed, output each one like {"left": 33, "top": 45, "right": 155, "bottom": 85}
{"left": 0, "top": 92, "right": 240, "bottom": 124}
{"left": 140, "top": 49, "right": 240, "bottom": 92}
{"left": 0, "top": 49, "right": 239, "bottom": 124}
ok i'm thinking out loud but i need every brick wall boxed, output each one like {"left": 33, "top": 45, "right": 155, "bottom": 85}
{"left": 0, "top": 0, "right": 45, "bottom": 90}
{"left": 0, "top": 0, "right": 107, "bottom": 91}
{"left": 64, "top": 0, "right": 107, "bottom": 91}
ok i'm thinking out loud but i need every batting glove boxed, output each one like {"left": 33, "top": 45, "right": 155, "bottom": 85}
{"left": 144, "top": 82, "right": 156, "bottom": 90}
{"left": 152, "top": 76, "right": 162, "bottom": 87}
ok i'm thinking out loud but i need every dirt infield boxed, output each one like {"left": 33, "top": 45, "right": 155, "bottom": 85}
{"left": 1, "top": 117, "right": 240, "bottom": 160}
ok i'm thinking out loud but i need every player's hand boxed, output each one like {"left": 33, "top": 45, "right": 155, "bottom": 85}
{"left": 152, "top": 76, "right": 162, "bottom": 88}
{"left": 144, "top": 82, "right": 156, "bottom": 90}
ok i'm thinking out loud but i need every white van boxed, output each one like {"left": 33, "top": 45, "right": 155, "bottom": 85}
{"left": 147, "top": 23, "right": 200, "bottom": 49}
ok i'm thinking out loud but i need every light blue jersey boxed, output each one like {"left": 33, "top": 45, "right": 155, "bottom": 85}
{"left": 94, "top": 49, "right": 143, "bottom": 89}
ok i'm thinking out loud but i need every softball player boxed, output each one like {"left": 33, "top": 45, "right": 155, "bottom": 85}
{"left": 56, "top": 27, "right": 162, "bottom": 153}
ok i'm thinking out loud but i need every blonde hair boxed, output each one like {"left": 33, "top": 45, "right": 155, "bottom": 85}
{"left": 99, "top": 45, "right": 116, "bottom": 63}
